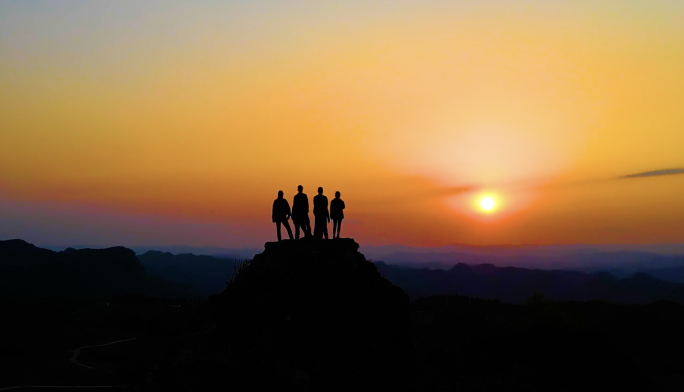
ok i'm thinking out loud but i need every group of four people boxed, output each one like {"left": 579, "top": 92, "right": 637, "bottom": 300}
{"left": 272, "top": 186, "right": 345, "bottom": 241}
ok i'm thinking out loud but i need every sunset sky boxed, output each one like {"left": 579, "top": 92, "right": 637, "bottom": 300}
{"left": 1, "top": 0, "right": 683, "bottom": 248}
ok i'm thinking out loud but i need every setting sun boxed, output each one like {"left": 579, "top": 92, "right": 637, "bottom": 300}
{"left": 1, "top": 1, "right": 684, "bottom": 248}
{"left": 480, "top": 197, "right": 496, "bottom": 212}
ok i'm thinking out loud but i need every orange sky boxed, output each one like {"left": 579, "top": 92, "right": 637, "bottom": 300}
{"left": 1, "top": 1, "right": 683, "bottom": 247}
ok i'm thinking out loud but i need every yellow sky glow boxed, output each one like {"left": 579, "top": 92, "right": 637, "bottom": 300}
{"left": 1, "top": 1, "right": 683, "bottom": 246}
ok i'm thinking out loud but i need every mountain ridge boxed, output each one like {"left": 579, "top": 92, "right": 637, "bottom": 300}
{"left": 0, "top": 239, "right": 189, "bottom": 299}
{"left": 376, "top": 260, "right": 684, "bottom": 303}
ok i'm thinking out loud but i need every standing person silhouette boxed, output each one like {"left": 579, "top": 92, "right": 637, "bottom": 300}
{"left": 272, "top": 190, "right": 294, "bottom": 241}
{"left": 330, "top": 191, "right": 345, "bottom": 239}
{"left": 313, "top": 187, "right": 330, "bottom": 239}
{"left": 292, "top": 185, "right": 312, "bottom": 239}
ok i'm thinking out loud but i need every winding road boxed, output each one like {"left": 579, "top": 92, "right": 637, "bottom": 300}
{"left": 0, "top": 338, "right": 138, "bottom": 391}
{"left": 69, "top": 338, "right": 137, "bottom": 370}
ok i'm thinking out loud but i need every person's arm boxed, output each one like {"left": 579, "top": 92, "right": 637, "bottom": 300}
{"left": 272, "top": 201, "right": 276, "bottom": 222}
{"left": 286, "top": 201, "right": 291, "bottom": 220}
{"left": 341, "top": 200, "right": 345, "bottom": 210}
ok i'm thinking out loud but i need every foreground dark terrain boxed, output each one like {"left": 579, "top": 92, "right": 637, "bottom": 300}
{"left": 3, "top": 239, "right": 684, "bottom": 391}
{"left": 5, "top": 295, "right": 684, "bottom": 390}
{"left": 1, "top": 295, "right": 205, "bottom": 390}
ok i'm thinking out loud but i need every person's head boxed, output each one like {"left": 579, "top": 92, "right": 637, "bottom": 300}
{"left": 318, "top": 187, "right": 323, "bottom": 195}
{"left": 278, "top": 190, "right": 284, "bottom": 199}
{"left": 298, "top": 185, "right": 303, "bottom": 193}
{"left": 335, "top": 191, "right": 341, "bottom": 198}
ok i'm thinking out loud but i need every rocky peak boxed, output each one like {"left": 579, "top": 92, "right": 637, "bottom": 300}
{"left": 183, "top": 238, "right": 414, "bottom": 390}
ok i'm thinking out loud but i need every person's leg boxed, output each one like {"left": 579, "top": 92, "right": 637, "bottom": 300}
{"left": 332, "top": 219, "right": 338, "bottom": 239}
{"left": 294, "top": 222, "right": 301, "bottom": 239}
{"left": 337, "top": 219, "right": 342, "bottom": 239}
{"left": 283, "top": 220, "right": 294, "bottom": 240}
{"left": 316, "top": 216, "right": 326, "bottom": 239}
{"left": 304, "top": 216, "right": 312, "bottom": 237}
{"left": 313, "top": 216, "right": 320, "bottom": 239}
{"left": 276, "top": 221, "right": 282, "bottom": 241}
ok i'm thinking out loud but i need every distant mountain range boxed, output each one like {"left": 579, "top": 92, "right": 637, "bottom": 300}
{"left": 0, "top": 239, "right": 247, "bottom": 299}
{"left": 41, "top": 244, "right": 260, "bottom": 260}
{"left": 0, "top": 239, "right": 190, "bottom": 299}
{"left": 375, "top": 262, "right": 684, "bottom": 304}
{"left": 39, "top": 243, "right": 684, "bottom": 269}
{"left": 4, "top": 238, "right": 684, "bottom": 304}
{"left": 361, "top": 245, "right": 684, "bottom": 279}
{"left": 35, "top": 242, "right": 684, "bottom": 277}
{"left": 361, "top": 243, "right": 684, "bottom": 259}
{"left": 138, "top": 251, "right": 238, "bottom": 297}
{"left": 131, "top": 245, "right": 259, "bottom": 260}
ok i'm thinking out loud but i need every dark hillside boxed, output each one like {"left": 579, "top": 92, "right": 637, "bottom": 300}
{"left": 0, "top": 239, "right": 188, "bottom": 299}
{"left": 138, "top": 251, "right": 237, "bottom": 297}
{"left": 0, "top": 239, "right": 56, "bottom": 267}
{"left": 159, "top": 238, "right": 412, "bottom": 391}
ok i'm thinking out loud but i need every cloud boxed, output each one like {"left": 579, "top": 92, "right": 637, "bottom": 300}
{"left": 437, "top": 168, "right": 684, "bottom": 198}
{"left": 621, "top": 168, "right": 684, "bottom": 179}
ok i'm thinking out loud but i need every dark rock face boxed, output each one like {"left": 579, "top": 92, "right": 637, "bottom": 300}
{"left": 171, "top": 239, "right": 413, "bottom": 391}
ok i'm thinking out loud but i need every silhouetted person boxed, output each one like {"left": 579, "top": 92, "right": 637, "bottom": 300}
{"left": 272, "top": 190, "right": 293, "bottom": 241}
{"left": 313, "top": 187, "right": 329, "bottom": 239}
{"left": 292, "top": 185, "right": 312, "bottom": 239}
{"left": 330, "top": 191, "right": 345, "bottom": 239}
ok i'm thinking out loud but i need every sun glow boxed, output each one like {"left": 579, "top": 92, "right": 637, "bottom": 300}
{"left": 480, "top": 196, "right": 496, "bottom": 212}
